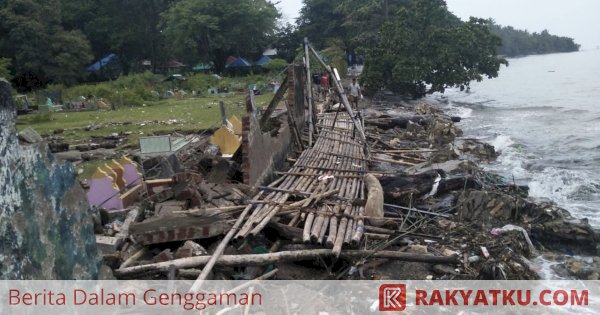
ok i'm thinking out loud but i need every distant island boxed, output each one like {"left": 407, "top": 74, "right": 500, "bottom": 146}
{"left": 488, "top": 20, "right": 580, "bottom": 57}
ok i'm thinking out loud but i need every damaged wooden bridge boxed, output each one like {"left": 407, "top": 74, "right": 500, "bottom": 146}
{"left": 236, "top": 112, "right": 369, "bottom": 256}
{"left": 113, "top": 39, "right": 459, "bottom": 285}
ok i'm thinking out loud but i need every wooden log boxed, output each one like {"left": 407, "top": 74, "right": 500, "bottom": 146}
{"left": 364, "top": 174, "right": 385, "bottom": 227}
{"left": 304, "top": 38, "right": 315, "bottom": 147}
{"left": 267, "top": 221, "right": 303, "bottom": 241}
{"left": 367, "top": 115, "right": 458, "bottom": 129}
{"left": 325, "top": 204, "right": 341, "bottom": 247}
{"left": 115, "top": 249, "right": 459, "bottom": 277}
{"left": 332, "top": 204, "right": 352, "bottom": 256}
{"left": 179, "top": 268, "right": 279, "bottom": 283}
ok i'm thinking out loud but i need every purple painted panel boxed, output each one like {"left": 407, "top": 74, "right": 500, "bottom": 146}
{"left": 122, "top": 163, "right": 142, "bottom": 187}
{"left": 86, "top": 177, "right": 123, "bottom": 210}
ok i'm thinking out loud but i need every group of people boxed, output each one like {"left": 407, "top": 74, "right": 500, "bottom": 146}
{"left": 312, "top": 72, "right": 363, "bottom": 110}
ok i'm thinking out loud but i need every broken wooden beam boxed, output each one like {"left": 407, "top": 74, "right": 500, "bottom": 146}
{"left": 115, "top": 249, "right": 459, "bottom": 277}
{"left": 259, "top": 74, "right": 289, "bottom": 130}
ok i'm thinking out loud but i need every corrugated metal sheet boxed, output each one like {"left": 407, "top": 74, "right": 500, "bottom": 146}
{"left": 140, "top": 136, "right": 172, "bottom": 154}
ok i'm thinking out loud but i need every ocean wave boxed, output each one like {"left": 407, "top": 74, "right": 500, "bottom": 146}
{"left": 489, "top": 135, "right": 515, "bottom": 152}
{"left": 499, "top": 105, "right": 563, "bottom": 111}
{"left": 443, "top": 104, "right": 473, "bottom": 118}
{"left": 450, "top": 101, "right": 491, "bottom": 110}
{"left": 562, "top": 108, "right": 589, "bottom": 114}
{"left": 528, "top": 167, "right": 600, "bottom": 203}
{"left": 485, "top": 136, "right": 530, "bottom": 179}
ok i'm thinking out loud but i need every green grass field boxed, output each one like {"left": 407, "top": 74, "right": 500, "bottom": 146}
{"left": 17, "top": 93, "right": 272, "bottom": 145}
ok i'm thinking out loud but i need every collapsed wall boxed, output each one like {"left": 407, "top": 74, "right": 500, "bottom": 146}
{"left": 242, "top": 65, "right": 306, "bottom": 187}
{"left": 0, "top": 79, "right": 99, "bottom": 279}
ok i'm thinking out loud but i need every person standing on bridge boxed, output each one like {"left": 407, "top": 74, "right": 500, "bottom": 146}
{"left": 348, "top": 77, "right": 362, "bottom": 110}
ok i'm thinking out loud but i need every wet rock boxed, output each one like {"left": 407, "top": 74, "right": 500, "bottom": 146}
{"left": 427, "top": 117, "right": 463, "bottom": 146}
{"left": 429, "top": 143, "right": 459, "bottom": 163}
{"left": 457, "top": 190, "right": 527, "bottom": 223}
{"left": 415, "top": 102, "right": 442, "bottom": 115}
{"left": 456, "top": 138, "right": 498, "bottom": 161}
{"left": 531, "top": 218, "right": 599, "bottom": 255}
{"left": 0, "top": 79, "right": 98, "bottom": 279}
{"left": 18, "top": 127, "right": 43, "bottom": 144}
{"left": 565, "top": 260, "right": 589, "bottom": 279}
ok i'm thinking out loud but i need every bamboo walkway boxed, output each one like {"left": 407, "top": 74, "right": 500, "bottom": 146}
{"left": 236, "top": 112, "right": 368, "bottom": 256}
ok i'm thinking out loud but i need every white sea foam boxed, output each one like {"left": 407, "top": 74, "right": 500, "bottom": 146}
{"left": 489, "top": 135, "right": 514, "bottom": 152}
{"left": 445, "top": 103, "right": 473, "bottom": 118}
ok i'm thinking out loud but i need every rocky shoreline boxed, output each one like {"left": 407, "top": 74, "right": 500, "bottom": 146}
{"left": 360, "top": 93, "right": 600, "bottom": 280}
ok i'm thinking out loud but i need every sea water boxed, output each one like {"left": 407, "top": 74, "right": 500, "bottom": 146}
{"left": 429, "top": 49, "right": 600, "bottom": 226}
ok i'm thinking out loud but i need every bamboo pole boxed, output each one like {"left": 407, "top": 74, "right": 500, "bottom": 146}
{"left": 304, "top": 38, "right": 314, "bottom": 147}
{"left": 307, "top": 42, "right": 368, "bottom": 150}
{"left": 116, "top": 250, "right": 459, "bottom": 277}
{"left": 189, "top": 191, "right": 264, "bottom": 292}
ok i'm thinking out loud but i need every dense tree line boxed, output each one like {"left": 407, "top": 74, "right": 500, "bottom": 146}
{"left": 0, "top": 0, "right": 281, "bottom": 90}
{"left": 489, "top": 22, "right": 580, "bottom": 57}
{"left": 298, "top": 0, "right": 507, "bottom": 97}
{"left": 0, "top": 0, "right": 580, "bottom": 95}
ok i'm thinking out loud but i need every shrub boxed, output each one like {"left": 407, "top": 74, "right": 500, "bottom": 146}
{"left": 262, "top": 58, "right": 288, "bottom": 73}
{"left": 181, "top": 73, "right": 219, "bottom": 95}
{"left": 109, "top": 90, "right": 144, "bottom": 107}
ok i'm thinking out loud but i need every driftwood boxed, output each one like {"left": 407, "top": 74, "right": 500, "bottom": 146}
{"left": 115, "top": 249, "right": 459, "bottom": 277}
{"left": 379, "top": 171, "right": 481, "bottom": 206}
{"left": 367, "top": 115, "right": 461, "bottom": 130}
{"left": 364, "top": 174, "right": 384, "bottom": 226}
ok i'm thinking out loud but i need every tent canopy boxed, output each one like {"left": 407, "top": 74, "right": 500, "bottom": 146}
{"left": 86, "top": 54, "right": 118, "bottom": 72}
{"left": 255, "top": 55, "right": 272, "bottom": 66}
{"left": 226, "top": 57, "right": 252, "bottom": 68}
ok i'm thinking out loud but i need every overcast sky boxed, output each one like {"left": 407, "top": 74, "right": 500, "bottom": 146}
{"left": 277, "top": 0, "right": 599, "bottom": 49}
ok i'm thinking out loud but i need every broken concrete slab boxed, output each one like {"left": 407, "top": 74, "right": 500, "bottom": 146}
{"left": 18, "top": 127, "right": 43, "bottom": 144}
{"left": 175, "top": 240, "right": 208, "bottom": 259}
{"left": 129, "top": 214, "right": 232, "bottom": 245}
{"left": 96, "top": 235, "right": 118, "bottom": 254}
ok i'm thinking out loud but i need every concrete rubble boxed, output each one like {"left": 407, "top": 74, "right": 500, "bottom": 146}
{"left": 4, "top": 63, "right": 599, "bottom": 283}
